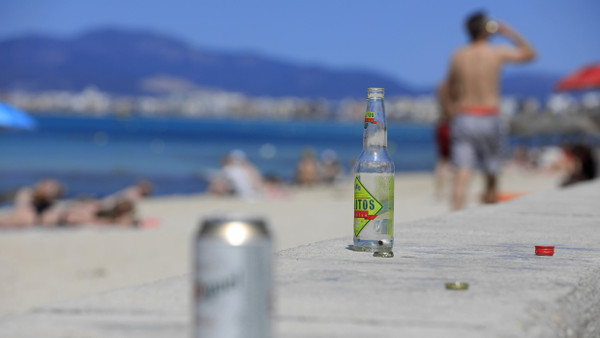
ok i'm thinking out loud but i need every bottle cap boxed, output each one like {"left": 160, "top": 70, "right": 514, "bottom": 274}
{"left": 445, "top": 281, "right": 469, "bottom": 290}
{"left": 535, "top": 246, "right": 554, "bottom": 256}
{"left": 373, "top": 251, "right": 393, "bottom": 258}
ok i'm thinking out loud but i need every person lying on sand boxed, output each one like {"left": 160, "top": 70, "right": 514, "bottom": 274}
{"left": 101, "top": 180, "right": 153, "bottom": 206}
{"left": 0, "top": 179, "right": 64, "bottom": 227}
{"left": 0, "top": 180, "right": 157, "bottom": 228}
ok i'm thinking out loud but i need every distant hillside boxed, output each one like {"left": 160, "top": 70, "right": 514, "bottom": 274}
{"left": 501, "top": 71, "right": 562, "bottom": 101}
{"left": 418, "top": 71, "right": 562, "bottom": 101}
{"left": 0, "top": 28, "right": 563, "bottom": 100}
{"left": 0, "top": 28, "right": 415, "bottom": 99}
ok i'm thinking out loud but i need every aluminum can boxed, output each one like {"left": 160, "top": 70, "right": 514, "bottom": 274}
{"left": 193, "top": 215, "right": 272, "bottom": 338}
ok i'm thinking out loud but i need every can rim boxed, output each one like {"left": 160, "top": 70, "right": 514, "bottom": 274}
{"left": 198, "top": 214, "right": 270, "bottom": 241}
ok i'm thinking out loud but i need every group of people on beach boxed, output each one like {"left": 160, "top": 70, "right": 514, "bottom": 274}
{"left": 0, "top": 179, "right": 153, "bottom": 228}
{"left": 2, "top": 147, "right": 344, "bottom": 227}
{"left": 209, "top": 147, "right": 344, "bottom": 199}
{"left": 3, "top": 11, "right": 596, "bottom": 225}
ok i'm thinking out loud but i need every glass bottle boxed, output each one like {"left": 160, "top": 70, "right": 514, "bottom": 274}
{"left": 353, "top": 88, "right": 395, "bottom": 252}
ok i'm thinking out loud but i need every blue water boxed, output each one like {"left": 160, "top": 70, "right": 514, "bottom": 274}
{"left": 0, "top": 114, "right": 436, "bottom": 199}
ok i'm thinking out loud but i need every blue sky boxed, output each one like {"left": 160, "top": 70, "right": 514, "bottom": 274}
{"left": 1, "top": 0, "right": 598, "bottom": 88}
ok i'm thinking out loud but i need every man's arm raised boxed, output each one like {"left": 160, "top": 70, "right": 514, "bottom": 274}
{"left": 497, "top": 22, "right": 537, "bottom": 63}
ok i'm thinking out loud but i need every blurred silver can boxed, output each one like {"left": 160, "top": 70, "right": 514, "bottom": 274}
{"left": 193, "top": 215, "right": 272, "bottom": 338}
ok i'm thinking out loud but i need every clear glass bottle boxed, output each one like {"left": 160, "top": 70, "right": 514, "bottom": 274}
{"left": 353, "top": 88, "right": 395, "bottom": 252}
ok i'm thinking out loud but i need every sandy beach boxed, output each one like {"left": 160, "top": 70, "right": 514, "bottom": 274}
{"left": 0, "top": 169, "right": 563, "bottom": 317}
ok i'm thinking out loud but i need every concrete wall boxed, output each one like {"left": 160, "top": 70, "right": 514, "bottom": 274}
{"left": 1, "top": 180, "right": 599, "bottom": 337}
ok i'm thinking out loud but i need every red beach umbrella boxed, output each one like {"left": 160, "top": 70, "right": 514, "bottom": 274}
{"left": 556, "top": 63, "right": 600, "bottom": 91}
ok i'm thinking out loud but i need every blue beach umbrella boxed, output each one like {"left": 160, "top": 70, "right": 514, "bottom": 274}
{"left": 0, "top": 102, "right": 37, "bottom": 131}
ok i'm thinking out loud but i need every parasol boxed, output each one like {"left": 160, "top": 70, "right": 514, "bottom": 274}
{"left": 556, "top": 63, "right": 600, "bottom": 91}
{"left": 0, "top": 102, "right": 37, "bottom": 131}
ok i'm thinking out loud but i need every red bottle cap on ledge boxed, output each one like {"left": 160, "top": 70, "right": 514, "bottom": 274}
{"left": 535, "top": 246, "right": 555, "bottom": 256}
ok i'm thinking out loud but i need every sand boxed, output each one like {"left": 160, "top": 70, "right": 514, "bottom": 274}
{"left": 0, "top": 169, "right": 562, "bottom": 317}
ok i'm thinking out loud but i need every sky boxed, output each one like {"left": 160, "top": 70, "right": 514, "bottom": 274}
{"left": 1, "top": 0, "right": 599, "bottom": 88}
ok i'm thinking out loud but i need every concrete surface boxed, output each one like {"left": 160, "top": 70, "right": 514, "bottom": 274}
{"left": 0, "top": 180, "right": 599, "bottom": 337}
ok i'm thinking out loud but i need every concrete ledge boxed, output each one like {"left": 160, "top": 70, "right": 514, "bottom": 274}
{"left": 1, "top": 180, "right": 599, "bottom": 337}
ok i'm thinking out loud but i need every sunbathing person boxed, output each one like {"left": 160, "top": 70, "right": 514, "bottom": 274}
{"left": 0, "top": 180, "right": 155, "bottom": 228}
{"left": 0, "top": 179, "right": 64, "bottom": 227}
{"left": 56, "top": 197, "right": 138, "bottom": 227}
{"left": 56, "top": 181, "right": 154, "bottom": 227}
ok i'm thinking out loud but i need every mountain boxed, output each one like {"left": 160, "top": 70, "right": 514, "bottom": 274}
{"left": 417, "top": 71, "right": 563, "bottom": 101}
{"left": 0, "top": 28, "right": 563, "bottom": 100}
{"left": 0, "top": 28, "right": 415, "bottom": 99}
{"left": 501, "top": 71, "right": 563, "bottom": 101}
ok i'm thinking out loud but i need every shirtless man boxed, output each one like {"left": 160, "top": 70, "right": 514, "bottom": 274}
{"left": 440, "top": 12, "right": 536, "bottom": 210}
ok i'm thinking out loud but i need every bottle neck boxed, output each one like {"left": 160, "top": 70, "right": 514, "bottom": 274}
{"left": 363, "top": 98, "right": 387, "bottom": 148}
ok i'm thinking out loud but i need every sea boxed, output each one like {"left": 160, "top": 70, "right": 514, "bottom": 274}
{"left": 0, "top": 114, "right": 437, "bottom": 200}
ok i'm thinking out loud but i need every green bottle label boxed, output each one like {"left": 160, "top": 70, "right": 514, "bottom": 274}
{"left": 353, "top": 177, "right": 383, "bottom": 237}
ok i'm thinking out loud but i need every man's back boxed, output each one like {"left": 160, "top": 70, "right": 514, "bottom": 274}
{"left": 446, "top": 20, "right": 536, "bottom": 115}
{"left": 452, "top": 43, "right": 504, "bottom": 108}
